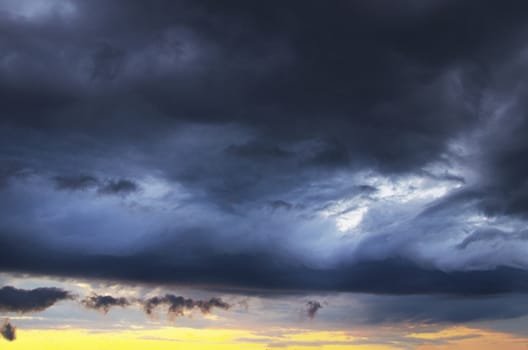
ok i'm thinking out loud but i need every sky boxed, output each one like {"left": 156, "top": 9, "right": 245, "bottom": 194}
{"left": 1, "top": 0, "right": 528, "bottom": 349}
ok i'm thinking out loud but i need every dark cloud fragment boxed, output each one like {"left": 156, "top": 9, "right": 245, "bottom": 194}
{"left": 143, "top": 294, "right": 230, "bottom": 317}
{"left": 194, "top": 297, "right": 230, "bottom": 314}
{"left": 304, "top": 139, "right": 350, "bottom": 168}
{"left": 305, "top": 300, "right": 322, "bottom": 319}
{"left": 268, "top": 200, "right": 293, "bottom": 211}
{"left": 0, "top": 161, "right": 34, "bottom": 188}
{"left": 0, "top": 286, "right": 73, "bottom": 313}
{"left": 82, "top": 294, "right": 130, "bottom": 314}
{"left": 97, "top": 179, "right": 138, "bottom": 195}
{"left": 0, "top": 319, "right": 16, "bottom": 341}
{"left": 91, "top": 43, "right": 126, "bottom": 81}
{"left": 54, "top": 175, "right": 99, "bottom": 191}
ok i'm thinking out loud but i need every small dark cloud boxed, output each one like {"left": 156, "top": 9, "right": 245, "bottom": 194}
{"left": 305, "top": 139, "right": 350, "bottom": 168}
{"left": 0, "top": 286, "right": 73, "bottom": 313}
{"left": 143, "top": 294, "right": 230, "bottom": 317}
{"left": 82, "top": 294, "right": 130, "bottom": 314}
{"left": 0, "top": 319, "right": 16, "bottom": 341}
{"left": 305, "top": 300, "right": 322, "bottom": 319}
{"left": 53, "top": 175, "right": 138, "bottom": 196}
{"left": 194, "top": 297, "right": 230, "bottom": 314}
{"left": 268, "top": 200, "right": 293, "bottom": 211}
{"left": 0, "top": 161, "right": 33, "bottom": 188}
{"left": 54, "top": 175, "right": 99, "bottom": 191}
{"left": 91, "top": 43, "right": 126, "bottom": 81}
{"left": 98, "top": 179, "right": 138, "bottom": 195}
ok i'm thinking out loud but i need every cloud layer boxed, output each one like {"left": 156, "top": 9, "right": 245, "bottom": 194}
{"left": 2, "top": 0, "right": 528, "bottom": 326}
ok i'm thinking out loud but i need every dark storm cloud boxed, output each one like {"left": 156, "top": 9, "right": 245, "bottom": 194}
{"left": 82, "top": 294, "right": 130, "bottom": 314}
{"left": 142, "top": 294, "right": 230, "bottom": 317}
{"left": 0, "top": 286, "right": 73, "bottom": 313}
{"left": 2, "top": 0, "right": 528, "bottom": 328}
{"left": 305, "top": 300, "right": 322, "bottom": 319}
{"left": 0, "top": 319, "right": 16, "bottom": 341}
{"left": 413, "top": 54, "right": 528, "bottom": 220}
{"left": 1, "top": 0, "right": 527, "bottom": 204}
{"left": 2, "top": 232, "right": 528, "bottom": 296}
{"left": 4, "top": 0, "right": 528, "bottom": 172}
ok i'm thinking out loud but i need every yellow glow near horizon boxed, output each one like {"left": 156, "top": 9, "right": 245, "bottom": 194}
{"left": 406, "top": 326, "right": 478, "bottom": 340}
{"left": 1, "top": 326, "right": 527, "bottom": 350}
{"left": 1, "top": 327, "right": 397, "bottom": 350}
{"left": 409, "top": 326, "right": 528, "bottom": 350}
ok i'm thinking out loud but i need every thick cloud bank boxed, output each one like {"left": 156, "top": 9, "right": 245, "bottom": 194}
{"left": 2, "top": 0, "right": 528, "bottom": 324}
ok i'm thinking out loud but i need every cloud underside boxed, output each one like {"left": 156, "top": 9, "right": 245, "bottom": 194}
{"left": 1, "top": 240, "right": 528, "bottom": 295}
{"left": 2, "top": 0, "right": 528, "bottom": 330}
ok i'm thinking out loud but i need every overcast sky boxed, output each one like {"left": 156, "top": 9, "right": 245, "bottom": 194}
{"left": 2, "top": 1, "right": 528, "bottom": 349}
